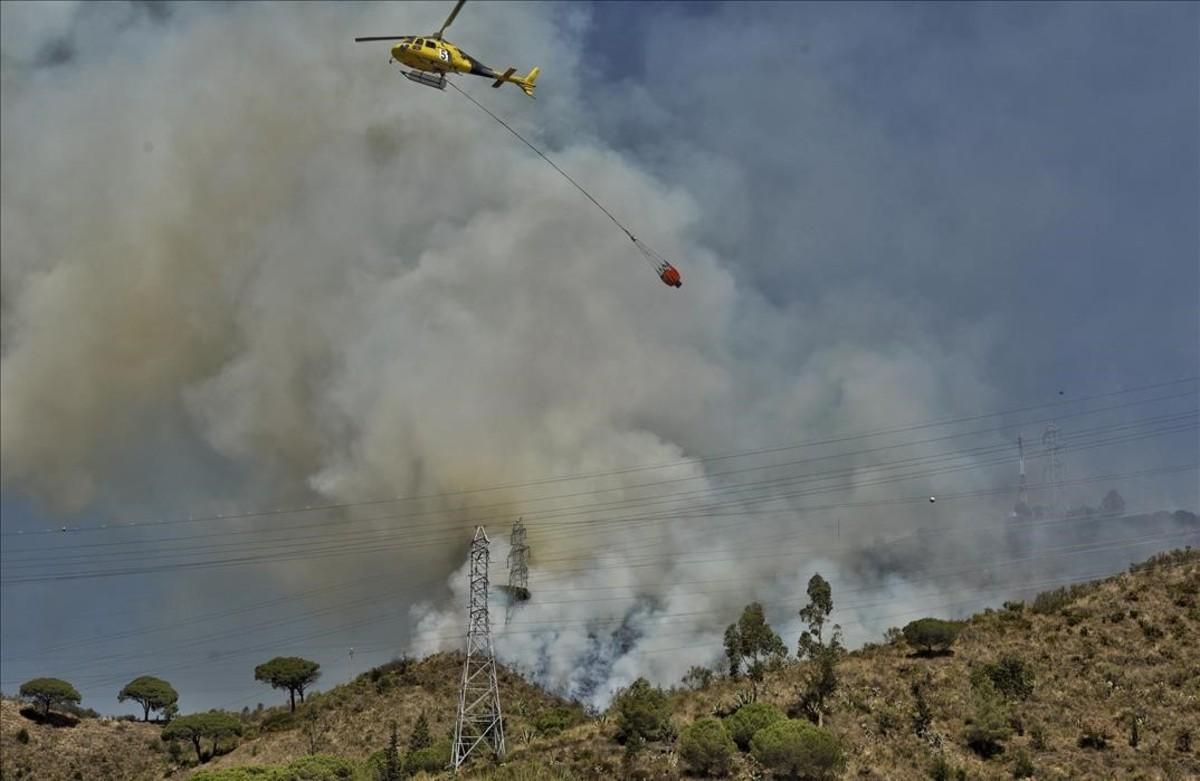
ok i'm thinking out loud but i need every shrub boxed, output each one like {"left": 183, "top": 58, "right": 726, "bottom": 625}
{"left": 678, "top": 718, "right": 736, "bottom": 776}
{"left": 1011, "top": 749, "right": 1034, "bottom": 778}
{"left": 965, "top": 679, "right": 1011, "bottom": 758}
{"left": 874, "top": 705, "right": 901, "bottom": 737}
{"left": 405, "top": 741, "right": 451, "bottom": 774}
{"left": 912, "top": 680, "right": 934, "bottom": 738}
{"left": 1078, "top": 721, "right": 1110, "bottom": 751}
{"left": 16, "top": 727, "right": 30, "bottom": 744}
{"left": 682, "top": 666, "right": 715, "bottom": 691}
{"left": 533, "top": 707, "right": 582, "bottom": 737}
{"left": 191, "top": 769, "right": 284, "bottom": 780}
{"left": 280, "top": 755, "right": 355, "bottom": 780}
{"left": 902, "top": 618, "right": 963, "bottom": 655}
{"left": 260, "top": 710, "right": 298, "bottom": 733}
{"left": 750, "top": 719, "right": 844, "bottom": 780}
{"left": 724, "top": 701, "right": 785, "bottom": 750}
{"left": 1031, "top": 587, "right": 1072, "bottom": 614}
{"left": 1030, "top": 724, "right": 1047, "bottom": 750}
{"left": 612, "top": 678, "right": 672, "bottom": 745}
{"left": 929, "top": 756, "right": 964, "bottom": 781}
{"left": 974, "top": 656, "right": 1035, "bottom": 701}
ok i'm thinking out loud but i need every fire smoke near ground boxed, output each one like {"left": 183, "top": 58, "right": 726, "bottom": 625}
{"left": 2, "top": 2, "right": 1196, "bottom": 710}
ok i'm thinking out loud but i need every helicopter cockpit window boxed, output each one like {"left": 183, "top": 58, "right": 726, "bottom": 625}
{"left": 424, "top": 40, "right": 437, "bottom": 49}
{"left": 414, "top": 38, "right": 424, "bottom": 47}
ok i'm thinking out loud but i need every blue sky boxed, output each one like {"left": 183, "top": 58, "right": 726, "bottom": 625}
{"left": 1, "top": 0, "right": 1197, "bottom": 715}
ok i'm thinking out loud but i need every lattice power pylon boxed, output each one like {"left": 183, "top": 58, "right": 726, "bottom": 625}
{"left": 1015, "top": 435, "right": 1029, "bottom": 513}
{"left": 504, "top": 518, "right": 531, "bottom": 621}
{"left": 1041, "top": 423, "right": 1066, "bottom": 512}
{"left": 452, "top": 526, "right": 505, "bottom": 770}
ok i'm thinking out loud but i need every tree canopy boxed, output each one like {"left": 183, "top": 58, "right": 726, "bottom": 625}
{"left": 797, "top": 573, "right": 844, "bottom": 726}
{"left": 750, "top": 719, "right": 845, "bottom": 780}
{"left": 19, "top": 677, "right": 81, "bottom": 717}
{"left": 1101, "top": 489, "right": 1126, "bottom": 515}
{"left": 118, "top": 675, "right": 178, "bottom": 722}
{"left": 678, "top": 717, "right": 736, "bottom": 776}
{"left": 724, "top": 602, "right": 786, "bottom": 689}
{"left": 612, "top": 677, "right": 672, "bottom": 749}
{"left": 162, "top": 711, "right": 243, "bottom": 763}
{"left": 903, "top": 618, "right": 964, "bottom": 655}
{"left": 798, "top": 573, "right": 835, "bottom": 657}
{"left": 254, "top": 656, "right": 320, "bottom": 712}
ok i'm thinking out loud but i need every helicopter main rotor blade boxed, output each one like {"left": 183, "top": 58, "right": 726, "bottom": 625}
{"left": 433, "top": 0, "right": 466, "bottom": 40}
{"left": 355, "top": 36, "right": 408, "bottom": 42}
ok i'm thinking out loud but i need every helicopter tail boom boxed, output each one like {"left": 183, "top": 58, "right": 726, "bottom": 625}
{"left": 491, "top": 67, "right": 517, "bottom": 88}
{"left": 490, "top": 65, "right": 539, "bottom": 98}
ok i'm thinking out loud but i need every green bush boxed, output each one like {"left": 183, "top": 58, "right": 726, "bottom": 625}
{"left": 749, "top": 719, "right": 844, "bottom": 779}
{"left": 280, "top": 755, "right": 356, "bottom": 780}
{"left": 974, "top": 656, "right": 1035, "bottom": 701}
{"left": 965, "top": 679, "right": 1012, "bottom": 758}
{"left": 191, "top": 755, "right": 357, "bottom": 781}
{"left": 612, "top": 678, "right": 672, "bottom": 745}
{"left": 678, "top": 718, "right": 736, "bottom": 776}
{"left": 261, "top": 710, "right": 299, "bottom": 732}
{"left": 16, "top": 727, "right": 30, "bottom": 744}
{"left": 1011, "top": 749, "right": 1035, "bottom": 778}
{"left": 191, "top": 768, "right": 284, "bottom": 781}
{"left": 533, "top": 707, "right": 582, "bottom": 737}
{"left": 902, "top": 618, "right": 963, "bottom": 655}
{"left": 405, "top": 741, "right": 451, "bottom": 774}
{"left": 724, "top": 701, "right": 785, "bottom": 751}
{"left": 929, "top": 755, "right": 964, "bottom": 781}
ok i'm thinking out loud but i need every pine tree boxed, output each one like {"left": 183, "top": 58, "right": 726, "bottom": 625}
{"left": 383, "top": 720, "right": 401, "bottom": 781}
{"left": 410, "top": 711, "right": 432, "bottom": 752}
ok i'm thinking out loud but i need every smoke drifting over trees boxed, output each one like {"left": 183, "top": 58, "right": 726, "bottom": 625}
{"left": 2, "top": 1, "right": 1196, "bottom": 710}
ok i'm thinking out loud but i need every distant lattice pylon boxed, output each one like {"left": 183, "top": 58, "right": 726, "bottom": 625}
{"left": 504, "top": 518, "right": 531, "bottom": 622}
{"left": 1041, "top": 423, "right": 1066, "bottom": 511}
{"left": 452, "top": 526, "right": 505, "bottom": 770}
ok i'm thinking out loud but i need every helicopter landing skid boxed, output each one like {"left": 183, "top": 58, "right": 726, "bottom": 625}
{"left": 401, "top": 69, "right": 447, "bottom": 91}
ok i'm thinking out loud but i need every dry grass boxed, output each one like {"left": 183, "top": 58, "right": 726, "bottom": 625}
{"left": 4, "top": 549, "right": 1198, "bottom": 781}
{"left": 0, "top": 699, "right": 167, "bottom": 781}
{"left": 193, "top": 652, "right": 583, "bottom": 776}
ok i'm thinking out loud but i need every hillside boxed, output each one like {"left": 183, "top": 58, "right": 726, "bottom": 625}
{"left": 2, "top": 547, "right": 1197, "bottom": 781}
{"left": 0, "top": 699, "right": 165, "bottom": 781}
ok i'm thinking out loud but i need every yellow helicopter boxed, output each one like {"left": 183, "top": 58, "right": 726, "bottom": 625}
{"left": 355, "top": 0, "right": 540, "bottom": 98}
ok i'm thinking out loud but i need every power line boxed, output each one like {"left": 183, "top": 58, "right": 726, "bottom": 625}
{"left": 5, "top": 399, "right": 1192, "bottom": 561}
{"left": 5, "top": 376, "right": 1192, "bottom": 538}
{"left": 8, "top": 468, "right": 1188, "bottom": 669}
{"left": 8, "top": 508, "right": 1193, "bottom": 678}
{"left": 3, "top": 420, "right": 1192, "bottom": 584}
{"left": 6, "top": 534, "right": 1192, "bottom": 692}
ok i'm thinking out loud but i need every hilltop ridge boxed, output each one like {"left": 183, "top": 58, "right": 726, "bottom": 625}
{"left": 1, "top": 546, "right": 1197, "bottom": 780}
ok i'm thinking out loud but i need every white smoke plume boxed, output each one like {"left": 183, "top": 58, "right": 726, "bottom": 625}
{"left": 5, "top": 2, "right": 1191, "bottom": 709}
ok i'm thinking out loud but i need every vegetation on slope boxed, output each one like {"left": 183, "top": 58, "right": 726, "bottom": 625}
{"left": 2, "top": 543, "right": 1197, "bottom": 781}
